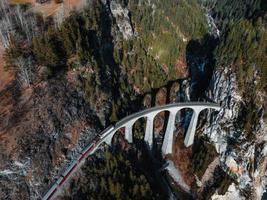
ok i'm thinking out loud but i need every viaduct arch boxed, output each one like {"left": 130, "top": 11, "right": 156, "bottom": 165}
{"left": 102, "top": 102, "right": 220, "bottom": 155}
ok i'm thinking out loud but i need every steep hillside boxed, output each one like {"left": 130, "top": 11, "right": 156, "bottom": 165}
{"left": 0, "top": 0, "right": 208, "bottom": 199}
{"left": 0, "top": 0, "right": 266, "bottom": 200}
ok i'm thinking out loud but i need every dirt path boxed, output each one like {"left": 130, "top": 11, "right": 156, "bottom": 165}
{"left": 166, "top": 160, "right": 191, "bottom": 193}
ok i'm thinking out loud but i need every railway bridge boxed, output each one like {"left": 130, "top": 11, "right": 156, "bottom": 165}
{"left": 42, "top": 102, "right": 221, "bottom": 200}
{"left": 102, "top": 102, "right": 220, "bottom": 155}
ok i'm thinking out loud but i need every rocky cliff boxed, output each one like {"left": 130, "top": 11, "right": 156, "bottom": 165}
{"left": 205, "top": 67, "right": 266, "bottom": 200}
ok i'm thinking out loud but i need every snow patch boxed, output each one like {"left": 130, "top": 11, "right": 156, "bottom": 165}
{"left": 0, "top": 169, "right": 14, "bottom": 176}
{"left": 211, "top": 183, "right": 245, "bottom": 200}
{"left": 14, "top": 161, "right": 25, "bottom": 168}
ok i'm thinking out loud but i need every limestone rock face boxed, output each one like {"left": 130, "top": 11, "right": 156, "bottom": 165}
{"left": 109, "top": 0, "right": 134, "bottom": 40}
{"left": 205, "top": 67, "right": 267, "bottom": 200}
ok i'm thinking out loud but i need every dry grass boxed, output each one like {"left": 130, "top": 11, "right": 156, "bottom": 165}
{"left": 8, "top": 0, "right": 86, "bottom": 18}
{"left": 33, "top": 1, "right": 61, "bottom": 18}
{"left": 9, "top": 0, "right": 33, "bottom": 5}
{"left": 33, "top": 0, "right": 85, "bottom": 18}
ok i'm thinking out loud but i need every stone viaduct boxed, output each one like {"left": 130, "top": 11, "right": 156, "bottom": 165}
{"left": 100, "top": 102, "right": 220, "bottom": 155}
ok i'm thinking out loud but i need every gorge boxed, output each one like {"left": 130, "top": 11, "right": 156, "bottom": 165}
{"left": 0, "top": 0, "right": 266, "bottom": 200}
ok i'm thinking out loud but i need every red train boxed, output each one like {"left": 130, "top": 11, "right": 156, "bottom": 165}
{"left": 42, "top": 126, "right": 115, "bottom": 200}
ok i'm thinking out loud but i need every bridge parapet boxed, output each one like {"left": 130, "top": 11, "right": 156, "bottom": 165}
{"left": 77, "top": 103, "right": 221, "bottom": 157}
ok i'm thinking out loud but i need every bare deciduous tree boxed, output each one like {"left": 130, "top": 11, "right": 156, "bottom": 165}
{"left": 15, "top": 57, "right": 32, "bottom": 88}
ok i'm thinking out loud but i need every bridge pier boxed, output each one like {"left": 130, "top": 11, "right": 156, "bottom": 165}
{"left": 104, "top": 131, "right": 116, "bottom": 145}
{"left": 184, "top": 109, "right": 201, "bottom": 147}
{"left": 144, "top": 114, "right": 157, "bottom": 149}
{"left": 161, "top": 109, "right": 179, "bottom": 156}
{"left": 183, "top": 106, "right": 220, "bottom": 147}
{"left": 104, "top": 104, "right": 220, "bottom": 154}
{"left": 124, "top": 120, "right": 135, "bottom": 143}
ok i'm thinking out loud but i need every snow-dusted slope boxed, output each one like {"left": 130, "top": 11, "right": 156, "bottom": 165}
{"left": 205, "top": 67, "right": 266, "bottom": 200}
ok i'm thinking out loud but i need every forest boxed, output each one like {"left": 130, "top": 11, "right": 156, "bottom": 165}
{"left": 4, "top": 0, "right": 209, "bottom": 119}
{"left": 1, "top": 0, "right": 266, "bottom": 199}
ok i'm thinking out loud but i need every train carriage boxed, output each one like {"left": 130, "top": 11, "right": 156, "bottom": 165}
{"left": 61, "top": 161, "right": 77, "bottom": 177}
{"left": 81, "top": 143, "right": 94, "bottom": 155}
{"left": 42, "top": 182, "right": 58, "bottom": 200}
{"left": 55, "top": 176, "right": 64, "bottom": 185}
{"left": 77, "top": 153, "right": 83, "bottom": 163}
